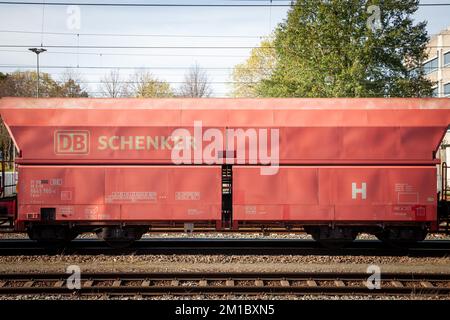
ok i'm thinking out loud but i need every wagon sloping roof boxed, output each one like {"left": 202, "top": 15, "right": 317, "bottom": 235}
{"left": 1, "top": 97, "right": 450, "bottom": 164}
{"left": 1, "top": 97, "right": 450, "bottom": 127}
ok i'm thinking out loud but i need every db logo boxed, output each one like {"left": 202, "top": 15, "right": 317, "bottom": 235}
{"left": 54, "top": 131, "right": 89, "bottom": 155}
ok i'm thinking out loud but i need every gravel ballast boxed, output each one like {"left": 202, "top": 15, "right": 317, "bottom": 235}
{"left": 1, "top": 232, "right": 449, "bottom": 240}
{"left": 0, "top": 254, "right": 449, "bottom": 274}
{"left": 1, "top": 232, "right": 449, "bottom": 300}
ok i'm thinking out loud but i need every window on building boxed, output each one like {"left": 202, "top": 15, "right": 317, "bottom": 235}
{"left": 445, "top": 51, "right": 450, "bottom": 66}
{"left": 444, "top": 83, "right": 450, "bottom": 97}
{"left": 432, "top": 87, "right": 439, "bottom": 97}
{"left": 423, "top": 57, "right": 438, "bottom": 74}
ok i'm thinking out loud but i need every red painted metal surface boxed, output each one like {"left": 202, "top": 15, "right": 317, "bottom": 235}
{"left": 0, "top": 198, "right": 16, "bottom": 219}
{"left": 233, "top": 166, "right": 437, "bottom": 222}
{"left": 1, "top": 97, "right": 450, "bottom": 164}
{"left": 0, "top": 97, "right": 449, "bottom": 229}
{"left": 17, "top": 165, "right": 222, "bottom": 222}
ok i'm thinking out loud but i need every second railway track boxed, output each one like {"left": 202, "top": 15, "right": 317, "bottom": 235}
{"left": 0, "top": 238, "right": 450, "bottom": 256}
{"left": 0, "top": 272, "right": 449, "bottom": 296}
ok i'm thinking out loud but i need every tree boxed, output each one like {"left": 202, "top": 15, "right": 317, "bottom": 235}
{"left": 0, "top": 72, "right": 8, "bottom": 98}
{"left": 231, "top": 40, "right": 276, "bottom": 97}
{"left": 58, "top": 79, "right": 89, "bottom": 98}
{"left": 0, "top": 70, "right": 89, "bottom": 98}
{"left": 258, "top": 0, "right": 433, "bottom": 97}
{"left": 0, "top": 72, "right": 15, "bottom": 164}
{"left": 179, "top": 64, "right": 212, "bottom": 98}
{"left": 0, "top": 71, "right": 61, "bottom": 97}
{"left": 128, "top": 71, "right": 174, "bottom": 98}
{"left": 57, "top": 69, "right": 89, "bottom": 97}
{"left": 99, "top": 70, "right": 129, "bottom": 98}
{"left": 0, "top": 70, "right": 88, "bottom": 161}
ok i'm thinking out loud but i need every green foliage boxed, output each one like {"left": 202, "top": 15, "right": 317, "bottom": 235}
{"left": 128, "top": 71, "right": 174, "bottom": 98}
{"left": 57, "top": 79, "right": 89, "bottom": 98}
{"left": 0, "top": 71, "right": 88, "bottom": 157}
{"left": 137, "top": 80, "right": 174, "bottom": 98}
{"left": 0, "top": 71, "right": 89, "bottom": 98}
{"left": 230, "top": 40, "right": 276, "bottom": 97}
{"left": 257, "top": 0, "right": 433, "bottom": 97}
{"left": 0, "top": 121, "right": 14, "bottom": 164}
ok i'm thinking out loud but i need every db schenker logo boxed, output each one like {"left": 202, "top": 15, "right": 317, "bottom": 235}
{"left": 54, "top": 131, "right": 90, "bottom": 155}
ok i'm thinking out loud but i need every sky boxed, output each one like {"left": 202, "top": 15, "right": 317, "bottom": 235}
{"left": 0, "top": 0, "right": 449, "bottom": 97}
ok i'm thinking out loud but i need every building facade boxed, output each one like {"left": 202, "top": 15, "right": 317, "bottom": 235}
{"left": 424, "top": 27, "right": 450, "bottom": 97}
{"left": 423, "top": 28, "right": 450, "bottom": 191}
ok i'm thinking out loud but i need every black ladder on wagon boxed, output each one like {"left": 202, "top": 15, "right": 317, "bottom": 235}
{"left": 439, "top": 162, "right": 450, "bottom": 234}
{"left": 221, "top": 165, "right": 233, "bottom": 229}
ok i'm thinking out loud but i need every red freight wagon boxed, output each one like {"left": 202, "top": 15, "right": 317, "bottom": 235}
{"left": 1, "top": 97, "right": 450, "bottom": 246}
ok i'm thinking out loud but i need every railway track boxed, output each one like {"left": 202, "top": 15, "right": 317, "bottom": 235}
{"left": 0, "top": 239, "right": 450, "bottom": 256}
{"left": 0, "top": 272, "right": 449, "bottom": 296}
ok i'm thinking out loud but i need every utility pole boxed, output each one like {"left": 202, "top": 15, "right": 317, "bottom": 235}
{"left": 28, "top": 48, "right": 47, "bottom": 98}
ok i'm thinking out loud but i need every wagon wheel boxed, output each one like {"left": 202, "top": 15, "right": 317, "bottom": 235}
{"left": 375, "top": 227, "right": 427, "bottom": 248}
{"left": 305, "top": 226, "right": 357, "bottom": 249}
{"left": 96, "top": 226, "right": 147, "bottom": 248}
{"left": 27, "top": 226, "right": 78, "bottom": 250}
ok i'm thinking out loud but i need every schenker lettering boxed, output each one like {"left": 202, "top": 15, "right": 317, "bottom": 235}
{"left": 96, "top": 121, "right": 280, "bottom": 175}
{"left": 97, "top": 135, "right": 194, "bottom": 151}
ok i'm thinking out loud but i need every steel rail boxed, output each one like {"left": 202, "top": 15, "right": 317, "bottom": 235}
{"left": 0, "top": 272, "right": 449, "bottom": 296}
{"left": 0, "top": 239, "right": 450, "bottom": 257}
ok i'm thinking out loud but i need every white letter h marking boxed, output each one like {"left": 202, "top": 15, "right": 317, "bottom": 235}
{"left": 352, "top": 182, "right": 367, "bottom": 200}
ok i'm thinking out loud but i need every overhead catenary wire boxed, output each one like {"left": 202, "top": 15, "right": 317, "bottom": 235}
{"left": 0, "top": 1, "right": 449, "bottom": 7}
{"left": 86, "top": 91, "right": 231, "bottom": 94}
{"left": 1, "top": 44, "right": 450, "bottom": 49}
{"left": 0, "top": 30, "right": 265, "bottom": 39}
{"left": 0, "top": 49, "right": 249, "bottom": 58}
{"left": 40, "top": 80, "right": 260, "bottom": 84}
{"left": 0, "top": 1, "right": 446, "bottom": 94}
{"left": 0, "top": 64, "right": 258, "bottom": 70}
{"left": 39, "top": 0, "right": 45, "bottom": 47}
{"left": 0, "top": 44, "right": 265, "bottom": 49}
{"left": 1, "top": 29, "right": 450, "bottom": 42}
{"left": 0, "top": 68, "right": 236, "bottom": 76}
{"left": 0, "top": 64, "right": 446, "bottom": 73}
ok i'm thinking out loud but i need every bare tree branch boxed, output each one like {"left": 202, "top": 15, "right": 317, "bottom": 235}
{"left": 179, "top": 63, "right": 212, "bottom": 98}
{"left": 99, "top": 70, "right": 129, "bottom": 98}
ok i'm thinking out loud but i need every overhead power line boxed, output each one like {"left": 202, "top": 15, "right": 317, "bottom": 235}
{"left": 0, "top": 1, "right": 290, "bottom": 6}
{"left": 0, "top": 49, "right": 249, "bottom": 58}
{"left": 2, "top": 29, "right": 449, "bottom": 39}
{"left": 0, "top": 1, "right": 449, "bottom": 7}
{"left": 0, "top": 64, "right": 255, "bottom": 70}
{"left": 88, "top": 93, "right": 230, "bottom": 94}
{"left": 0, "top": 70, "right": 234, "bottom": 77}
{"left": 0, "top": 45, "right": 261, "bottom": 49}
{"left": 0, "top": 68, "right": 235, "bottom": 76}
{"left": 1, "top": 64, "right": 448, "bottom": 72}
{"left": 0, "top": 44, "right": 449, "bottom": 50}
{"left": 64, "top": 81, "right": 258, "bottom": 84}
{"left": 0, "top": 30, "right": 263, "bottom": 39}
